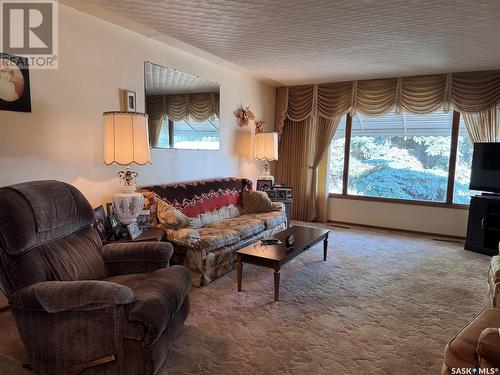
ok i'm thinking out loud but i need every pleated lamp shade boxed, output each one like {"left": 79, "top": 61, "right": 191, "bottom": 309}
{"left": 103, "top": 112, "right": 151, "bottom": 165}
{"left": 255, "top": 132, "right": 278, "bottom": 161}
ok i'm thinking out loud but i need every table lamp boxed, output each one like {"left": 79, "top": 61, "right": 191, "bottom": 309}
{"left": 103, "top": 111, "right": 151, "bottom": 224}
{"left": 255, "top": 132, "right": 278, "bottom": 183}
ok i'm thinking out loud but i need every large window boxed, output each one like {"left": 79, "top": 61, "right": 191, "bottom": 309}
{"left": 329, "top": 116, "right": 346, "bottom": 194}
{"left": 453, "top": 117, "right": 477, "bottom": 204}
{"left": 329, "top": 110, "right": 473, "bottom": 206}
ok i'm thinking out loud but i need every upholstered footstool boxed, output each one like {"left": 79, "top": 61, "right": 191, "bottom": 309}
{"left": 442, "top": 308, "right": 500, "bottom": 374}
{"left": 488, "top": 256, "right": 500, "bottom": 308}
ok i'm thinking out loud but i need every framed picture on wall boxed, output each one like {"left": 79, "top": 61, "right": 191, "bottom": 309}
{"left": 126, "top": 90, "right": 136, "bottom": 111}
{"left": 0, "top": 53, "right": 31, "bottom": 113}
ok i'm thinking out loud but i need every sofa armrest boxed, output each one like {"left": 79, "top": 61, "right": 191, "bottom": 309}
{"left": 102, "top": 241, "right": 173, "bottom": 276}
{"left": 9, "top": 280, "right": 134, "bottom": 313}
{"left": 488, "top": 256, "right": 500, "bottom": 308}
{"left": 489, "top": 256, "right": 500, "bottom": 283}
{"left": 272, "top": 201, "right": 285, "bottom": 212}
{"left": 478, "top": 328, "right": 500, "bottom": 367}
{"left": 164, "top": 227, "right": 201, "bottom": 248}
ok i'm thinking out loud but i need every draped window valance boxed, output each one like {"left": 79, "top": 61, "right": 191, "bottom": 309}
{"left": 275, "top": 70, "right": 500, "bottom": 134}
{"left": 146, "top": 92, "right": 220, "bottom": 122}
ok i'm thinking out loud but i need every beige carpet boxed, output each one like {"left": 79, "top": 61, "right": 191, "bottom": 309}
{"left": 0, "top": 224, "right": 491, "bottom": 374}
{"left": 165, "top": 223, "right": 490, "bottom": 375}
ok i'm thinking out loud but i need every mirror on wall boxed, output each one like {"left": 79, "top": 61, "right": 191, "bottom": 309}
{"left": 144, "top": 62, "right": 220, "bottom": 150}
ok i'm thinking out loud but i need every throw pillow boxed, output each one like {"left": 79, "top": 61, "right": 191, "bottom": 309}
{"left": 157, "top": 199, "right": 194, "bottom": 229}
{"left": 242, "top": 189, "right": 273, "bottom": 214}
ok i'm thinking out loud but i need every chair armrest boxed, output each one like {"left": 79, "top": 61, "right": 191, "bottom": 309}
{"left": 478, "top": 328, "right": 500, "bottom": 367}
{"left": 102, "top": 241, "right": 173, "bottom": 276}
{"left": 9, "top": 280, "right": 133, "bottom": 313}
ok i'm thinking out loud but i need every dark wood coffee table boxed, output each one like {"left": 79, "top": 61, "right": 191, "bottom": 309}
{"left": 236, "top": 225, "right": 330, "bottom": 301}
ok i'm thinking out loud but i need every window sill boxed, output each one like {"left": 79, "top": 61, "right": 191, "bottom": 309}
{"left": 328, "top": 193, "right": 470, "bottom": 210}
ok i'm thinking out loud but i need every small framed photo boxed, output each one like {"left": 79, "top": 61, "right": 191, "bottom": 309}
{"left": 106, "top": 202, "right": 114, "bottom": 216}
{"left": 284, "top": 187, "right": 293, "bottom": 199}
{"left": 256, "top": 179, "right": 272, "bottom": 192}
{"left": 107, "top": 212, "right": 122, "bottom": 238}
{"left": 93, "top": 206, "right": 110, "bottom": 240}
{"left": 136, "top": 209, "right": 151, "bottom": 230}
{"left": 126, "top": 90, "right": 136, "bottom": 111}
{"left": 276, "top": 188, "right": 288, "bottom": 200}
{"left": 127, "top": 222, "right": 142, "bottom": 240}
{"left": 267, "top": 189, "right": 277, "bottom": 199}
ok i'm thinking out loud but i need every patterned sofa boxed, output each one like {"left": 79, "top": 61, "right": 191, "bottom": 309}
{"left": 488, "top": 255, "right": 500, "bottom": 308}
{"left": 140, "top": 178, "right": 287, "bottom": 286}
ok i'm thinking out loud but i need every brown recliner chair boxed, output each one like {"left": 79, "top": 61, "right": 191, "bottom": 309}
{"left": 0, "top": 180, "right": 191, "bottom": 375}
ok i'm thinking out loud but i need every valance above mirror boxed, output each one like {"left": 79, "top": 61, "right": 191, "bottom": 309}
{"left": 145, "top": 62, "right": 220, "bottom": 150}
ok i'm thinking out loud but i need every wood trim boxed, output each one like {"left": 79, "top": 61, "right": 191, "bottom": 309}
{"left": 168, "top": 119, "right": 174, "bottom": 148}
{"left": 329, "top": 193, "right": 470, "bottom": 210}
{"left": 332, "top": 110, "right": 470, "bottom": 210}
{"left": 446, "top": 111, "right": 461, "bottom": 203}
{"left": 328, "top": 220, "right": 466, "bottom": 240}
{"left": 341, "top": 113, "right": 352, "bottom": 195}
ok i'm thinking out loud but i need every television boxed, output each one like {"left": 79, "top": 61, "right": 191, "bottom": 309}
{"left": 469, "top": 142, "right": 500, "bottom": 193}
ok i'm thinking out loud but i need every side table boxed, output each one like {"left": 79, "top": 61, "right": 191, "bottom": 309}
{"left": 104, "top": 227, "right": 164, "bottom": 244}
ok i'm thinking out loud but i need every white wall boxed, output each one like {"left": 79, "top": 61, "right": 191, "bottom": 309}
{"left": 0, "top": 4, "right": 275, "bottom": 207}
{"left": 328, "top": 197, "right": 469, "bottom": 237}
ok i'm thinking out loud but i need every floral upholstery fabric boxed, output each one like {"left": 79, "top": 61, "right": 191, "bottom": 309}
{"left": 141, "top": 191, "right": 159, "bottom": 226}
{"left": 164, "top": 228, "right": 201, "bottom": 248}
{"left": 140, "top": 178, "right": 252, "bottom": 229}
{"left": 170, "top": 222, "right": 286, "bottom": 286}
{"left": 199, "top": 204, "right": 240, "bottom": 227}
{"left": 141, "top": 178, "right": 290, "bottom": 286}
{"left": 203, "top": 223, "right": 286, "bottom": 286}
{"left": 242, "top": 211, "right": 287, "bottom": 230}
{"left": 488, "top": 256, "right": 500, "bottom": 308}
{"left": 271, "top": 201, "right": 285, "bottom": 213}
{"left": 205, "top": 217, "right": 265, "bottom": 240}
{"left": 197, "top": 227, "right": 241, "bottom": 254}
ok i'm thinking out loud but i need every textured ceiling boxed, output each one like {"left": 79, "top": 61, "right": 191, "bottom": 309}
{"left": 145, "top": 62, "right": 219, "bottom": 95}
{"left": 87, "top": 0, "right": 500, "bottom": 85}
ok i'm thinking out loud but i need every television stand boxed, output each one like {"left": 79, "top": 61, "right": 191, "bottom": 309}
{"left": 481, "top": 192, "right": 500, "bottom": 198}
{"left": 465, "top": 195, "right": 500, "bottom": 256}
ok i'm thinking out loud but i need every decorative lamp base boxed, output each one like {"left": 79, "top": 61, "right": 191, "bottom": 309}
{"left": 259, "top": 160, "right": 274, "bottom": 184}
{"left": 112, "top": 192, "right": 144, "bottom": 224}
{"left": 258, "top": 174, "right": 274, "bottom": 184}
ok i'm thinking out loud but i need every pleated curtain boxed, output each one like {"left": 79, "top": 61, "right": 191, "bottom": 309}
{"left": 463, "top": 106, "right": 500, "bottom": 142}
{"left": 146, "top": 92, "right": 220, "bottom": 146}
{"left": 275, "top": 70, "right": 500, "bottom": 222}
{"left": 145, "top": 95, "right": 165, "bottom": 147}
